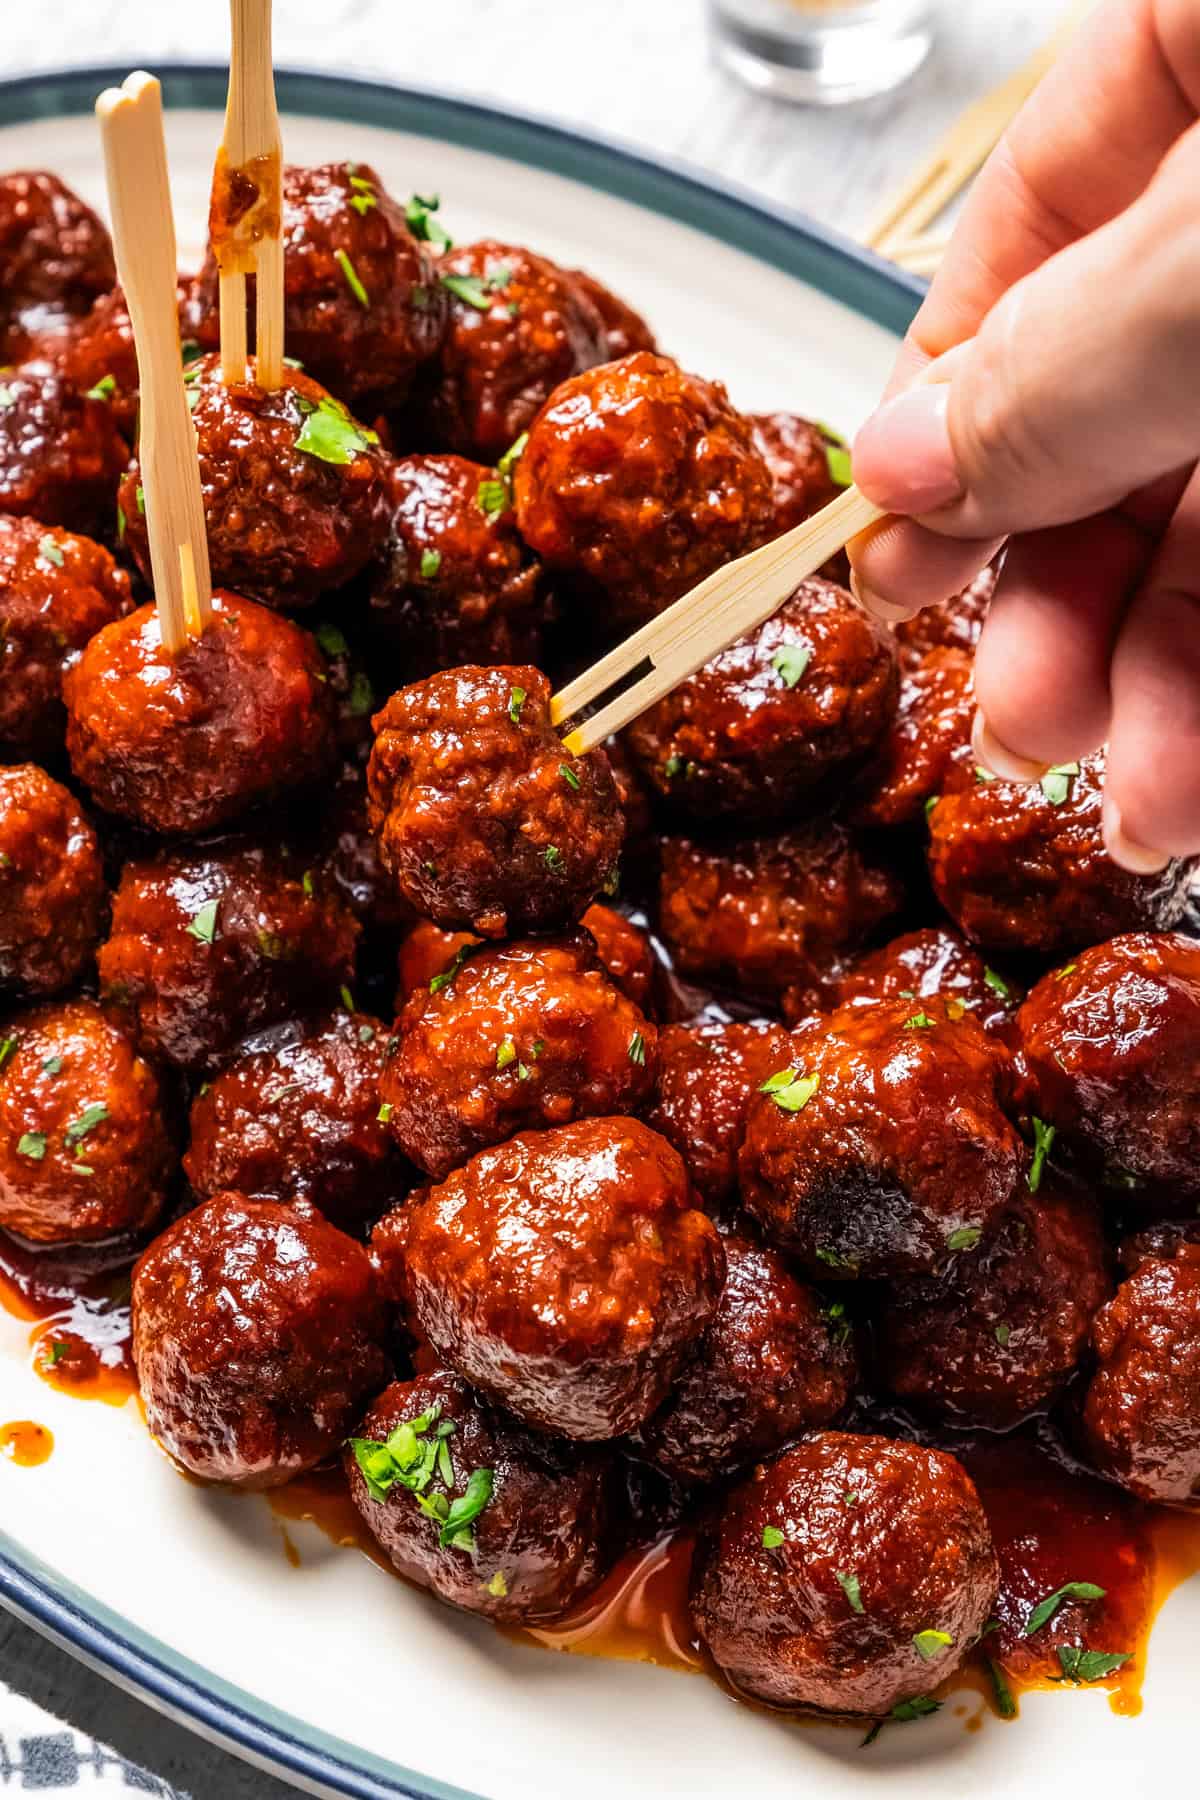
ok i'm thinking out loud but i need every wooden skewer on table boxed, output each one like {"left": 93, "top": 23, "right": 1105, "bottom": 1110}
{"left": 212, "top": 0, "right": 284, "bottom": 388}
{"left": 96, "top": 72, "right": 213, "bottom": 655}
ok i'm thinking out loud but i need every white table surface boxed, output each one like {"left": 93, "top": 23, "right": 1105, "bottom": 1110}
{"left": 0, "top": 2, "right": 1069, "bottom": 1795}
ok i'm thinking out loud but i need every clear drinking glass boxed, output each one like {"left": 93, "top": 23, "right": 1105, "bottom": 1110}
{"left": 709, "top": 0, "right": 936, "bottom": 105}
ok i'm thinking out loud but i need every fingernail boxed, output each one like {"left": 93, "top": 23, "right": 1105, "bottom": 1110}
{"left": 853, "top": 386, "right": 965, "bottom": 516}
{"left": 971, "top": 710, "right": 1048, "bottom": 784}
{"left": 849, "top": 569, "right": 917, "bottom": 624}
{"left": 1103, "top": 801, "right": 1172, "bottom": 876}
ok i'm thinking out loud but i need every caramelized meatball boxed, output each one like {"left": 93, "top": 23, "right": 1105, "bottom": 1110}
{"left": 748, "top": 412, "right": 844, "bottom": 537}
{"left": 368, "top": 665, "right": 622, "bottom": 938}
{"left": 805, "top": 926, "right": 1019, "bottom": 1034}
{"left": 880, "top": 1182, "right": 1111, "bottom": 1429}
{"left": 514, "top": 353, "right": 775, "bottom": 627}
{"left": 185, "top": 1009, "right": 405, "bottom": 1229}
{"left": 346, "top": 1370, "right": 619, "bottom": 1623}
{"left": 21, "top": 285, "right": 140, "bottom": 437}
{"left": 849, "top": 646, "right": 974, "bottom": 830}
{"left": 928, "top": 750, "right": 1196, "bottom": 956}
{"left": 382, "top": 933, "right": 657, "bottom": 1180}
{"left": 395, "top": 903, "right": 653, "bottom": 1012}
{"left": 635, "top": 1235, "right": 857, "bottom": 1483}
{"left": 99, "top": 840, "right": 358, "bottom": 1071}
{"left": 373, "top": 1116, "right": 725, "bottom": 1439}
{"left": 0, "top": 173, "right": 114, "bottom": 344}
{"left": 893, "top": 564, "right": 997, "bottom": 669}
{"left": 1016, "top": 933, "right": 1200, "bottom": 1194}
{"left": 690, "top": 1432, "right": 998, "bottom": 1715}
{"left": 0, "top": 515, "right": 132, "bottom": 756}
{"left": 0, "top": 369, "right": 126, "bottom": 535}
{"left": 739, "top": 997, "right": 1024, "bottom": 1279}
{"left": 366, "top": 453, "right": 545, "bottom": 674}
{"left": 658, "top": 822, "right": 904, "bottom": 1007}
{"left": 646, "top": 1019, "right": 792, "bottom": 1207}
{"left": 569, "top": 268, "right": 656, "bottom": 359}
{"left": 132, "top": 1191, "right": 389, "bottom": 1489}
{"left": 64, "top": 593, "right": 336, "bottom": 835}
{"left": 118, "top": 356, "right": 388, "bottom": 610}
{"left": 0, "top": 766, "right": 105, "bottom": 996}
{"left": 0, "top": 998, "right": 174, "bottom": 1244}
{"left": 624, "top": 578, "right": 897, "bottom": 824}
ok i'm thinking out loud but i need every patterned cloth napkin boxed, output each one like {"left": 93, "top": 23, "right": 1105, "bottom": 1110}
{"left": 0, "top": 1685, "right": 187, "bottom": 1796}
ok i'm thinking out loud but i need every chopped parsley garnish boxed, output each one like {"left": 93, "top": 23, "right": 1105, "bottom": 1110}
{"left": 38, "top": 534, "right": 64, "bottom": 569}
{"left": 87, "top": 374, "right": 116, "bottom": 400}
{"left": 335, "top": 247, "right": 370, "bottom": 308}
{"left": 843, "top": 1490, "right": 859, "bottom": 1506}
{"left": 440, "top": 272, "right": 494, "bottom": 311}
{"left": 913, "top": 1629, "right": 954, "bottom": 1660}
{"left": 486, "top": 1569, "right": 508, "bottom": 1598}
{"left": 925, "top": 794, "right": 940, "bottom": 820}
{"left": 1054, "top": 963, "right": 1077, "bottom": 981}
{"left": 347, "top": 671, "right": 374, "bottom": 717}
{"left": 496, "top": 1038, "right": 517, "bottom": 1072}
{"left": 17, "top": 1131, "right": 45, "bottom": 1160}
{"left": 861, "top": 1695, "right": 941, "bottom": 1747}
{"left": 761, "top": 1526, "right": 784, "bottom": 1549}
{"left": 420, "top": 548, "right": 442, "bottom": 579}
{"left": 340, "top": 985, "right": 356, "bottom": 1013}
{"left": 946, "top": 1225, "right": 982, "bottom": 1252}
{"left": 315, "top": 621, "right": 349, "bottom": 657}
{"left": 46, "top": 1339, "right": 70, "bottom": 1366}
{"left": 294, "top": 394, "right": 378, "bottom": 466}
{"left": 772, "top": 643, "right": 811, "bottom": 688}
{"left": 347, "top": 172, "right": 378, "bottom": 216}
{"left": 816, "top": 1246, "right": 855, "bottom": 1270}
{"left": 0, "top": 1036, "right": 18, "bottom": 1073}
{"left": 984, "top": 967, "right": 1010, "bottom": 999}
{"left": 826, "top": 443, "right": 853, "bottom": 488}
{"left": 497, "top": 432, "right": 528, "bottom": 485}
{"left": 116, "top": 500, "right": 127, "bottom": 542}
{"left": 628, "top": 1031, "right": 646, "bottom": 1066}
{"left": 185, "top": 898, "right": 219, "bottom": 945}
{"left": 377, "top": 1101, "right": 393, "bottom": 1124}
{"left": 995, "top": 1322, "right": 1011, "bottom": 1347}
{"left": 440, "top": 1467, "right": 494, "bottom": 1549}
{"left": 663, "top": 755, "right": 685, "bottom": 780}
{"left": 301, "top": 869, "right": 315, "bottom": 898}
{"left": 904, "top": 1011, "right": 936, "bottom": 1030}
{"left": 430, "top": 946, "right": 470, "bottom": 996}
{"left": 135, "top": 483, "right": 145, "bottom": 514}
{"left": 1056, "top": 1646, "right": 1130, "bottom": 1683}
{"left": 559, "top": 762, "right": 581, "bottom": 791}
{"left": 1041, "top": 761, "right": 1080, "bottom": 805}
{"left": 1025, "top": 1580, "right": 1106, "bottom": 1637}
{"left": 544, "top": 845, "right": 563, "bottom": 871}
{"left": 508, "top": 685, "right": 526, "bottom": 725}
{"left": 477, "top": 477, "right": 509, "bottom": 517}
{"left": 65, "top": 1103, "right": 108, "bottom": 1146}
{"left": 405, "top": 192, "right": 452, "bottom": 250}
{"left": 1028, "top": 1116, "right": 1055, "bottom": 1193}
{"left": 975, "top": 764, "right": 996, "bottom": 783}
{"left": 41, "top": 1056, "right": 62, "bottom": 1076}
{"left": 987, "top": 1659, "right": 1017, "bottom": 1718}
{"left": 824, "top": 1300, "right": 851, "bottom": 1346}
{"left": 836, "top": 1570, "right": 864, "bottom": 1614}
{"left": 758, "top": 1068, "right": 819, "bottom": 1113}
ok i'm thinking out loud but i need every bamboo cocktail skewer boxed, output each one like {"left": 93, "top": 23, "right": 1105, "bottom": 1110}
{"left": 212, "top": 0, "right": 284, "bottom": 388}
{"left": 890, "top": 229, "right": 951, "bottom": 278}
{"left": 96, "top": 72, "right": 213, "bottom": 653}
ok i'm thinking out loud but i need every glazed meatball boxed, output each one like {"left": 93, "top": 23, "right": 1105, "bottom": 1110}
{"left": 0, "top": 766, "right": 105, "bottom": 996}
{"left": 805, "top": 926, "right": 1019, "bottom": 1034}
{"left": 1082, "top": 1242, "right": 1200, "bottom": 1505}
{"left": 624, "top": 578, "right": 897, "bottom": 824}
{"left": 382, "top": 933, "right": 657, "bottom": 1180}
{"left": 928, "top": 750, "right": 1196, "bottom": 956}
{"left": 0, "top": 172, "right": 114, "bottom": 345}
{"left": 893, "top": 564, "right": 997, "bottom": 669}
{"left": 514, "top": 353, "right": 775, "bottom": 627}
{"left": 184, "top": 1009, "right": 405, "bottom": 1229}
{"left": 64, "top": 592, "right": 337, "bottom": 835}
{"left": 658, "top": 822, "right": 904, "bottom": 1007}
{"left": 118, "top": 356, "right": 388, "bottom": 610}
{"left": 739, "top": 997, "right": 1024, "bottom": 1279}
{"left": 366, "top": 453, "right": 545, "bottom": 674}
{"left": 368, "top": 665, "right": 622, "bottom": 938}
{"left": 0, "top": 515, "right": 132, "bottom": 756}
{"left": 690, "top": 1432, "right": 998, "bottom": 1715}
{"left": 0, "top": 369, "right": 126, "bottom": 535}
{"left": 132, "top": 1191, "right": 389, "bottom": 1489}
{"left": 395, "top": 903, "right": 654, "bottom": 1013}
{"left": 309, "top": 760, "right": 414, "bottom": 932}
{"left": 849, "top": 646, "right": 974, "bottom": 830}
{"left": 879, "top": 1182, "right": 1111, "bottom": 1429}
{"left": 21, "top": 285, "right": 143, "bottom": 439}
{"left": 0, "top": 998, "right": 174, "bottom": 1244}
{"left": 748, "top": 412, "right": 845, "bottom": 537}
{"left": 346, "top": 1369, "right": 619, "bottom": 1623}
{"left": 646, "top": 1019, "right": 792, "bottom": 1207}
{"left": 635, "top": 1235, "right": 857, "bottom": 1483}
{"left": 1016, "top": 933, "right": 1200, "bottom": 1194}
{"left": 373, "top": 1116, "right": 725, "bottom": 1439}
{"left": 569, "top": 267, "right": 656, "bottom": 360}
{"left": 99, "top": 840, "right": 359, "bottom": 1071}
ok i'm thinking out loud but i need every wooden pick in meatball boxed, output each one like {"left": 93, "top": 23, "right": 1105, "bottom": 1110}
{"left": 0, "top": 369, "right": 126, "bottom": 536}
{"left": 0, "top": 766, "right": 105, "bottom": 998}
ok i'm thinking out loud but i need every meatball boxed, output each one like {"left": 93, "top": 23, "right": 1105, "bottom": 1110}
{"left": 0, "top": 766, "right": 105, "bottom": 996}
{"left": 739, "top": 997, "right": 1024, "bottom": 1278}
{"left": 0, "top": 997, "right": 174, "bottom": 1244}
{"left": 309, "top": 760, "right": 414, "bottom": 932}
{"left": 22, "top": 285, "right": 141, "bottom": 439}
{"left": 879, "top": 1182, "right": 1111, "bottom": 1429}
{"left": 624, "top": 578, "right": 897, "bottom": 825}
{"left": 646, "top": 1019, "right": 792, "bottom": 1208}
{"left": 849, "top": 646, "right": 974, "bottom": 830}
{"left": 64, "top": 592, "right": 337, "bottom": 835}
{"left": 132, "top": 1191, "right": 389, "bottom": 1489}
{"left": 368, "top": 665, "right": 622, "bottom": 938}
{"left": 0, "top": 514, "right": 133, "bottom": 756}
{"left": 346, "top": 1369, "right": 619, "bottom": 1623}
{"left": 748, "top": 412, "right": 845, "bottom": 537}
{"left": 928, "top": 750, "right": 1196, "bottom": 956}
{"left": 1016, "top": 932, "right": 1200, "bottom": 1194}
{"left": 118, "top": 356, "right": 388, "bottom": 610}
{"left": 893, "top": 564, "right": 997, "bottom": 669}
{"left": 634, "top": 1235, "right": 857, "bottom": 1483}
{"left": 1082, "top": 1242, "right": 1200, "bottom": 1505}
{"left": 395, "top": 903, "right": 654, "bottom": 1013}
{"left": 690, "top": 1432, "right": 998, "bottom": 1715}
{"left": 382, "top": 933, "right": 657, "bottom": 1180}
{"left": 0, "top": 172, "right": 114, "bottom": 345}
{"left": 0, "top": 369, "right": 126, "bottom": 535}
{"left": 366, "top": 453, "right": 545, "bottom": 674}
{"left": 807, "top": 926, "right": 1020, "bottom": 1034}
{"left": 569, "top": 268, "right": 657, "bottom": 360}
{"left": 99, "top": 840, "right": 359, "bottom": 1071}
{"left": 514, "top": 353, "right": 775, "bottom": 628}
{"left": 373, "top": 1116, "right": 725, "bottom": 1439}
{"left": 658, "top": 822, "right": 904, "bottom": 1007}
{"left": 184, "top": 1009, "right": 405, "bottom": 1229}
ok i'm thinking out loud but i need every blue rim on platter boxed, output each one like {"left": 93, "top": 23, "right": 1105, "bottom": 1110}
{"left": 0, "top": 62, "right": 923, "bottom": 1800}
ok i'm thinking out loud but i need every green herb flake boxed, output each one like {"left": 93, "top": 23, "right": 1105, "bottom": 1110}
{"left": 836, "top": 1570, "right": 864, "bottom": 1614}
{"left": 925, "top": 794, "right": 939, "bottom": 821}
{"left": 1054, "top": 963, "right": 1077, "bottom": 981}
{"left": 486, "top": 1569, "right": 509, "bottom": 1598}
{"left": 135, "top": 483, "right": 145, "bottom": 515}
{"left": 477, "top": 477, "right": 508, "bottom": 517}
{"left": 761, "top": 1526, "right": 785, "bottom": 1549}
{"left": 843, "top": 1490, "right": 859, "bottom": 1506}
{"left": 0, "top": 1036, "right": 17, "bottom": 1074}
{"left": 340, "top": 985, "right": 356, "bottom": 1013}
{"left": 186, "top": 898, "right": 219, "bottom": 945}
{"left": 301, "top": 869, "right": 315, "bottom": 898}
{"left": 496, "top": 1038, "right": 517, "bottom": 1073}
{"left": 405, "top": 192, "right": 452, "bottom": 250}
{"left": 87, "top": 374, "right": 116, "bottom": 401}
{"left": 947, "top": 1225, "right": 982, "bottom": 1252}
{"left": 984, "top": 967, "right": 1011, "bottom": 1000}
{"left": 440, "top": 1466, "right": 494, "bottom": 1549}
{"left": 508, "top": 685, "right": 526, "bottom": 726}
{"left": 345, "top": 671, "right": 373, "bottom": 718}
{"left": 816, "top": 1246, "right": 854, "bottom": 1270}
{"left": 116, "top": 501, "right": 127, "bottom": 543}
{"left": 913, "top": 1628, "right": 954, "bottom": 1661}
{"left": 65, "top": 1103, "right": 108, "bottom": 1146}
{"left": 46, "top": 1339, "right": 70, "bottom": 1366}
{"left": 826, "top": 443, "right": 853, "bottom": 488}
{"left": 758, "top": 1067, "right": 820, "bottom": 1113}
{"left": 41, "top": 1056, "right": 63, "bottom": 1076}
{"left": 295, "top": 394, "right": 376, "bottom": 466}
{"left": 1028, "top": 1116, "right": 1056, "bottom": 1194}
{"left": 350, "top": 191, "right": 377, "bottom": 217}
{"left": 988, "top": 1658, "right": 1017, "bottom": 1719}
{"left": 995, "top": 1322, "right": 1011, "bottom": 1347}
{"left": 420, "top": 548, "right": 442, "bottom": 580}
{"left": 17, "top": 1131, "right": 45, "bottom": 1160}
{"left": 497, "top": 431, "right": 528, "bottom": 482}
{"left": 440, "top": 272, "right": 493, "bottom": 312}
{"left": 1025, "top": 1580, "right": 1106, "bottom": 1637}
{"left": 315, "top": 621, "right": 349, "bottom": 658}
{"left": 824, "top": 1300, "right": 851, "bottom": 1346}
{"left": 663, "top": 755, "right": 685, "bottom": 780}
{"left": 772, "top": 643, "right": 811, "bottom": 689}
{"left": 975, "top": 764, "right": 996, "bottom": 783}
{"left": 335, "top": 247, "right": 370, "bottom": 309}
{"left": 38, "top": 534, "right": 64, "bottom": 569}
{"left": 429, "top": 946, "right": 470, "bottom": 996}
{"left": 544, "top": 845, "right": 563, "bottom": 871}
{"left": 1041, "top": 761, "right": 1080, "bottom": 805}
{"left": 628, "top": 1031, "right": 647, "bottom": 1067}
{"left": 377, "top": 1101, "right": 393, "bottom": 1124}
{"left": 1056, "top": 1646, "right": 1130, "bottom": 1684}
{"left": 358, "top": 1024, "right": 375, "bottom": 1044}
{"left": 904, "top": 1012, "right": 936, "bottom": 1030}
{"left": 559, "top": 762, "right": 581, "bottom": 791}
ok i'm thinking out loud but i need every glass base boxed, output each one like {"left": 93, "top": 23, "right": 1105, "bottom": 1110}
{"left": 712, "top": 12, "right": 933, "bottom": 106}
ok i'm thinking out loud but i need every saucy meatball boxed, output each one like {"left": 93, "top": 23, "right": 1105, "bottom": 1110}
{"left": 0, "top": 998, "right": 174, "bottom": 1244}
{"left": 739, "top": 997, "right": 1024, "bottom": 1279}
{"left": 749, "top": 412, "right": 845, "bottom": 537}
{"left": 1016, "top": 933, "right": 1200, "bottom": 1194}
{"left": 805, "top": 925, "right": 1019, "bottom": 1034}
{"left": 368, "top": 665, "right": 622, "bottom": 938}
{"left": 624, "top": 578, "right": 897, "bottom": 825}
{"left": 646, "top": 1019, "right": 792, "bottom": 1208}
{"left": 0, "top": 514, "right": 132, "bottom": 756}
{"left": 99, "top": 840, "right": 359, "bottom": 1072}
{"left": 21, "top": 285, "right": 140, "bottom": 438}
{"left": 690, "top": 1432, "right": 998, "bottom": 1715}
{"left": 569, "top": 267, "right": 656, "bottom": 360}
{"left": 849, "top": 646, "right": 974, "bottom": 830}
{"left": 382, "top": 932, "right": 657, "bottom": 1180}
{"left": 118, "top": 356, "right": 388, "bottom": 610}
{"left": 64, "top": 592, "right": 337, "bottom": 836}
{"left": 635, "top": 1234, "right": 857, "bottom": 1483}
{"left": 893, "top": 564, "right": 997, "bottom": 669}
{"left": 0, "top": 369, "right": 126, "bottom": 535}
{"left": 346, "top": 1369, "right": 619, "bottom": 1624}
{"left": 928, "top": 750, "right": 1196, "bottom": 956}
{"left": 0, "top": 766, "right": 105, "bottom": 996}
{"left": 0, "top": 172, "right": 114, "bottom": 345}
{"left": 184, "top": 1009, "right": 405, "bottom": 1229}
{"left": 394, "top": 903, "right": 654, "bottom": 1013}
{"left": 132, "top": 1191, "right": 389, "bottom": 1489}
{"left": 373, "top": 1116, "right": 725, "bottom": 1439}
{"left": 514, "top": 353, "right": 775, "bottom": 627}
{"left": 309, "top": 760, "right": 414, "bottom": 932}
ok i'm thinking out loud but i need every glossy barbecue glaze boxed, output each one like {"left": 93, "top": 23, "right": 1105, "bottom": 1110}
{"left": 0, "top": 368, "right": 126, "bottom": 535}
{"left": 0, "top": 765, "right": 105, "bottom": 996}
{"left": 646, "top": 1018, "right": 792, "bottom": 1208}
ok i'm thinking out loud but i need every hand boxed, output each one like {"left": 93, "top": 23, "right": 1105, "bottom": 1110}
{"left": 847, "top": 0, "right": 1200, "bottom": 872}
